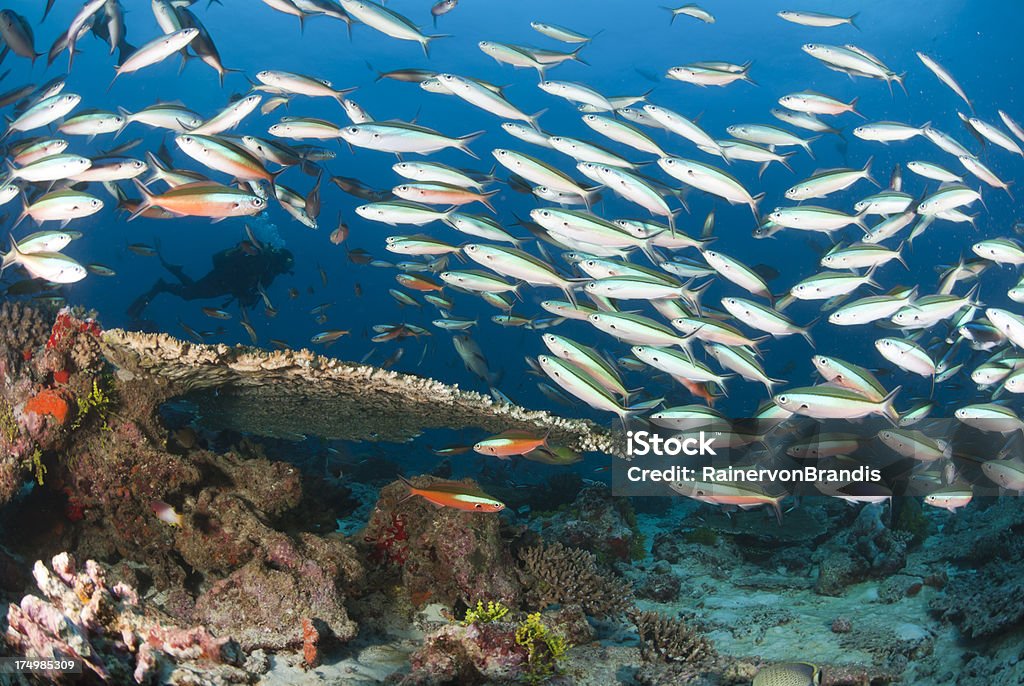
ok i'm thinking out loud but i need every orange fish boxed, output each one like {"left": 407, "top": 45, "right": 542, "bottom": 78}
{"left": 679, "top": 378, "right": 717, "bottom": 407}
{"left": 473, "top": 430, "right": 549, "bottom": 458}
{"left": 397, "top": 476, "right": 505, "bottom": 512}
{"left": 395, "top": 273, "right": 444, "bottom": 292}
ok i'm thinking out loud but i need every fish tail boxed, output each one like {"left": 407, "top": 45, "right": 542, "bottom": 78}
{"left": 778, "top": 151, "right": 796, "bottom": 173}
{"left": 113, "top": 107, "right": 133, "bottom": 139}
{"left": 849, "top": 12, "right": 860, "bottom": 30}
{"left": 895, "top": 72, "right": 908, "bottom": 97}
{"left": 850, "top": 96, "right": 867, "bottom": 119}
{"left": 570, "top": 44, "right": 589, "bottom": 66}
{"left": 12, "top": 195, "right": 27, "bottom": 230}
{"left": 528, "top": 107, "right": 548, "bottom": 132}
{"left": 5, "top": 232, "right": 23, "bottom": 269}
{"left": 881, "top": 385, "right": 903, "bottom": 425}
{"left": 480, "top": 188, "right": 500, "bottom": 215}
{"left": 457, "top": 130, "right": 486, "bottom": 159}
{"left": 799, "top": 322, "right": 816, "bottom": 347}
{"left": 771, "top": 497, "right": 784, "bottom": 525}
{"left": 862, "top": 155, "right": 878, "bottom": 187}
{"left": 422, "top": 34, "right": 451, "bottom": 59}
{"left": 128, "top": 179, "right": 155, "bottom": 222}
{"left": 895, "top": 240, "right": 909, "bottom": 270}
{"left": 750, "top": 192, "right": 765, "bottom": 222}
{"left": 803, "top": 135, "right": 821, "bottom": 159}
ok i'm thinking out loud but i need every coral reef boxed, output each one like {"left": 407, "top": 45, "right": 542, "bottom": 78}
{"left": 629, "top": 609, "right": 716, "bottom": 664}
{"left": 5, "top": 552, "right": 265, "bottom": 685}
{"left": 637, "top": 561, "right": 681, "bottom": 602}
{"left": 0, "top": 308, "right": 365, "bottom": 658}
{"left": 814, "top": 504, "right": 911, "bottom": 596}
{"left": 98, "top": 328, "right": 624, "bottom": 455}
{"left": 360, "top": 477, "right": 521, "bottom": 608}
{"left": 517, "top": 541, "right": 633, "bottom": 619}
{"left": 193, "top": 532, "right": 361, "bottom": 651}
{"left": 922, "top": 499, "right": 1024, "bottom": 639}
{"left": 538, "top": 484, "right": 645, "bottom": 562}
{"left": 401, "top": 619, "right": 529, "bottom": 685}
{"left": 931, "top": 556, "right": 1024, "bottom": 638}
{"left": 398, "top": 608, "right": 582, "bottom": 686}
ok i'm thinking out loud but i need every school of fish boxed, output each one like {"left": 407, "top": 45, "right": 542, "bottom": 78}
{"left": 2, "top": 1, "right": 1024, "bottom": 516}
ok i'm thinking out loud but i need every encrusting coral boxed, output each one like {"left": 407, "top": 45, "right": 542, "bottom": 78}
{"left": 517, "top": 541, "right": 633, "bottom": 619}
{"left": 5, "top": 552, "right": 267, "bottom": 685}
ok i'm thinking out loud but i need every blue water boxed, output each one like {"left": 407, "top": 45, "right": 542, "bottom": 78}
{"left": 7, "top": 0, "right": 1024, "bottom": 428}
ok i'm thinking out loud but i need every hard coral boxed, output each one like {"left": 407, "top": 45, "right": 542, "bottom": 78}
{"left": 517, "top": 541, "right": 633, "bottom": 619}
{"left": 814, "top": 503, "right": 910, "bottom": 596}
{"left": 4, "top": 552, "right": 263, "bottom": 685}
{"left": 99, "top": 328, "right": 624, "bottom": 455}
{"left": 540, "top": 484, "right": 644, "bottom": 561}
{"left": 403, "top": 620, "right": 529, "bottom": 685}
{"left": 0, "top": 302, "right": 51, "bottom": 370}
{"left": 628, "top": 609, "right": 716, "bottom": 664}
{"left": 931, "top": 557, "right": 1024, "bottom": 638}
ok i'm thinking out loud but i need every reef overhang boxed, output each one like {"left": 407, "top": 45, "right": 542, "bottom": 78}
{"left": 99, "top": 329, "right": 627, "bottom": 457}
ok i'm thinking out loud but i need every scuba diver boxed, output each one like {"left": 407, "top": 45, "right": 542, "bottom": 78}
{"left": 127, "top": 239, "right": 294, "bottom": 321}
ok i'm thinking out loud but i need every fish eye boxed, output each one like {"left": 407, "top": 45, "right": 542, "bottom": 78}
{"left": 348, "top": 127, "right": 359, "bottom": 134}
{"left": 778, "top": 396, "right": 788, "bottom": 403}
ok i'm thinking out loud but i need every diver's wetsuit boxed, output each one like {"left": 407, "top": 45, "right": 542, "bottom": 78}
{"left": 127, "top": 244, "right": 294, "bottom": 320}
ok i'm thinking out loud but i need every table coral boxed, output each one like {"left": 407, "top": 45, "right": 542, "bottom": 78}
{"left": 98, "top": 328, "right": 625, "bottom": 456}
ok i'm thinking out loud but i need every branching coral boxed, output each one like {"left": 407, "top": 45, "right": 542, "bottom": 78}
{"left": 0, "top": 301, "right": 52, "bottom": 368}
{"left": 628, "top": 609, "right": 716, "bottom": 664}
{"left": 517, "top": 541, "right": 633, "bottom": 619}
